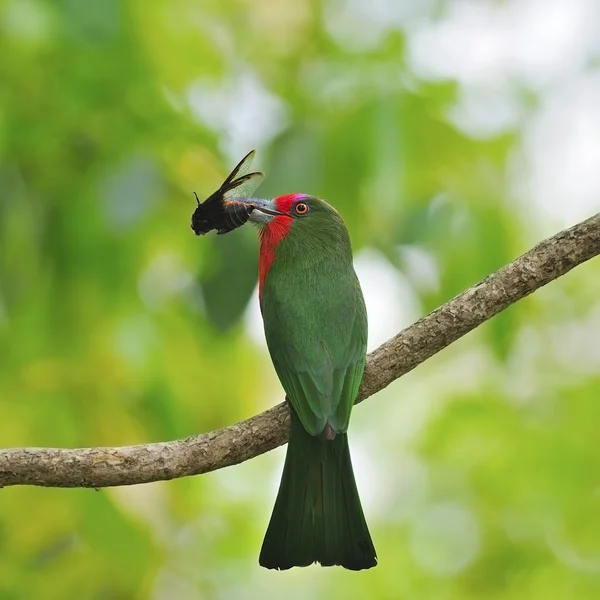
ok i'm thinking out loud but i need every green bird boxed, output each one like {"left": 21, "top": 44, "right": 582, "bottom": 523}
{"left": 240, "top": 192, "right": 377, "bottom": 570}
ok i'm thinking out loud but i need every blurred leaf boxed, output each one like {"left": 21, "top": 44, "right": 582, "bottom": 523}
{"left": 198, "top": 229, "right": 258, "bottom": 331}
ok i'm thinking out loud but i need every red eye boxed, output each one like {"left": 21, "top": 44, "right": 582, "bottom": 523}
{"left": 294, "top": 202, "right": 309, "bottom": 215}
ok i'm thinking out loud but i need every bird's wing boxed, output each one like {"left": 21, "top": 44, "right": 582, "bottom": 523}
{"left": 263, "top": 278, "right": 367, "bottom": 436}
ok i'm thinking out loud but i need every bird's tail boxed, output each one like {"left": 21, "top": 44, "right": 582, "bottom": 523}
{"left": 259, "top": 407, "right": 377, "bottom": 570}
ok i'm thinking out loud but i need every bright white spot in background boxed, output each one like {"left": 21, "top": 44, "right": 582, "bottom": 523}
{"left": 347, "top": 434, "right": 379, "bottom": 511}
{"left": 408, "top": 0, "right": 600, "bottom": 87}
{"left": 187, "top": 70, "right": 288, "bottom": 162}
{"left": 354, "top": 249, "right": 420, "bottom": 351}
{"left": 447, "top": 83, "right": 524, "bottom": 138}
{"left": 100, "top": 155, "right": 161, "bottom": 231}
{"left": 397, "top": 245, "right": 440, "bottom": 295}
{"left": 410, "top": 502, "right": 480, "bottom": 575}
{"left": 2, "top": 0, "right": 53, "bottom": 43}
{"left": 386, "top": 453, "right": 431, "bottom": 519}
{"left": 113, "top": 315, "right": 156, "bottom": 368}
{"left": 138, "top": 252, "right": 194, "bottom": 311}
{"left": 406, "top": 0, "right": 600, "bottom": 225}
{"left": 550, "top": 305, "right": 600, "bottom": 374}
{"left": 546, "top": 519, "right": 600, "bottom": 573}
{"left": 110, "top": 484, "right": 169, "bottom": 539}
{"left": 360, "top": 449, "right": 430, "bottom": 521}
{"left": 152, "top": 571, "right": 203, "bottom": 600}
{"left": 264, "top": 445, "right": 287, "bottom": 498}
{"left": 515, "top": 73, "right": 600, "bottom": 225}
{"left": 503, "top": 325, "right": 546, "bottom": 405}
{"left": 211, "top": 450, "right": 278, "bottom": 503}
{"left": 243, "top": 286, "right": 265, "bottom": 347}
{"left": 324, "top": 0, "right": 434, "bottom": 52}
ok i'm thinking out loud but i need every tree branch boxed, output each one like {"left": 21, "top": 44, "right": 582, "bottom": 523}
{"left": 1, "top": 213, "right": 599, "bottom": 488}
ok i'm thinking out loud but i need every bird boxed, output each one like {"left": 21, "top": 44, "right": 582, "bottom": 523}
{"left": 239, "top": 191, "right": 377, "bottom": 570}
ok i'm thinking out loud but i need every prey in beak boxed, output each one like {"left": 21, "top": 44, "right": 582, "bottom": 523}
{"left": 191, "top": 150, "right": 264, "bottom": 236}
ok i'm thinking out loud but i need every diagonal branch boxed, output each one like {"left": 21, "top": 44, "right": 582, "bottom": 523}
{"left": 1, "top": 213, "right": 599, "bottom": 488}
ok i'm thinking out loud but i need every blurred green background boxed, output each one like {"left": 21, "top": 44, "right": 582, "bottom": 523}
{"left": 1, "top": 0, "right": 600, "bottom": 598}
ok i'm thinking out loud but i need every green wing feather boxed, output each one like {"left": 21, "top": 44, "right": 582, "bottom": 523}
{"left": 261, "top": 268, "right": 367, "bottom": 436}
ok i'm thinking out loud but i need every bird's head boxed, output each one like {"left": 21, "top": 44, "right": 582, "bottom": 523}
{"left": 238, "top": 193, "right": 352, "bottom": 295}
{"left": 244, "top": 193, "right": 347, "bottom": 240}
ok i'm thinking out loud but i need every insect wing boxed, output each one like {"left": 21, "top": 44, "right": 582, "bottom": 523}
{"left": 220, "top": 149, "right": 256, "bottom": 190}
{"left": 191, "top": 150, "right": 262, "bottom": 236}
{"left": 222, "top": 171, "right": 264, "bottom": 203}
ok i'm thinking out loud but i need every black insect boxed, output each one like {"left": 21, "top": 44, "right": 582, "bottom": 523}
{"left": 191, "top": 150, "right": 264, "bottom": 236}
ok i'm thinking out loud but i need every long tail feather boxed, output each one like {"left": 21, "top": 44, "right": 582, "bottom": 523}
{"left": 259, "top": 408, "right": 377, "bottom": 570}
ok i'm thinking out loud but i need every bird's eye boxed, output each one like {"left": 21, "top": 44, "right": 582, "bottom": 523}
{"left": 294, "top": 202, "right": 309, "bottom": 215}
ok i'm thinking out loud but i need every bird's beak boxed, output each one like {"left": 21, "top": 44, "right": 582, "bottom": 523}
{"left": 242, "top": 198, "right": 285, "bottom": 224}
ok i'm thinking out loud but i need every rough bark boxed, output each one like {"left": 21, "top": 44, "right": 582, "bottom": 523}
{"left": 1, "top": 212, "right": 599, "bottom": 488}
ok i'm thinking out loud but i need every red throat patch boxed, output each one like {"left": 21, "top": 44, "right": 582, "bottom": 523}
{"left": 258, "top": 216, "right": 291, "bottom": 297}
{"left": 257, "top": 194, "right": 304, "bottom": 297}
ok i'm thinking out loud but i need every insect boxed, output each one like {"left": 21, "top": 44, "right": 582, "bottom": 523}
{"left": 191, "top": 150, "right": 264, "bottom": 236}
